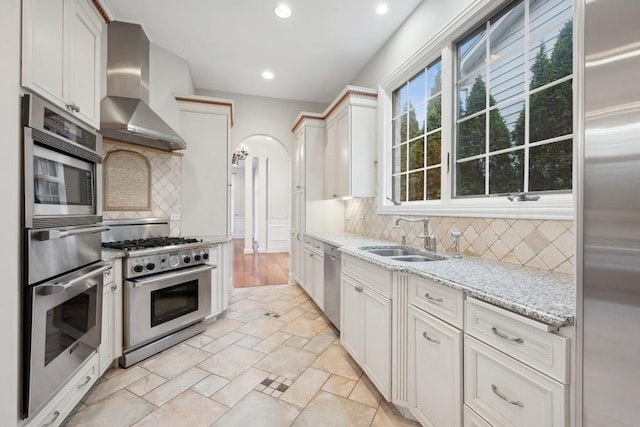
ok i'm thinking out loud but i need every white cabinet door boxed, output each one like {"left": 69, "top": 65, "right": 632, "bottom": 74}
{"left": 363, "top": 286, "right": 391, "bottom": 399}
{"left": 337, "top": 109, "right": 350, "bottom": 198}
{"left": 303, "top": 248, "right": 315, "bottom": 298}
{"left": 325, "top": 120, "right": 339, "bottom": 199}
{"left": 99, "top": 280, "right": 114, "bottom": 375}
{"left": 340, "top": 274, "right": 364, "bottom": 361}
{"left": 68, "top": 0, "right": 101, "bottom": 127}
{"left": 22, "top": 0, "right": 102, "bottom": 128}
{"left": 313, "top": 251, "right": 324, "bottom": 310}
{"left": 208, "top": 245, "right": 221, "bottom": 319}
{"left": 409, "top": 305, "right": 462, "bottom": 427}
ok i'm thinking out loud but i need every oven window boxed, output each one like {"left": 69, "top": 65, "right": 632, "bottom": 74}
{"left": 34, "top": 156, "right": 93, "bottom": 206}
{"left": 151, "top": 280, "right": 199, "bottom": 327}
{"left": 44, "top": 287, "right": 97, "bottom": 366}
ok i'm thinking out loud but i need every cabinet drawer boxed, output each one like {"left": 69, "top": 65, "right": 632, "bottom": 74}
{"left": 465, "top": 298, "right": 570, "bottom": 383}
{"left": 409, "top": 275, "right": 464, "bottom": 329}
{"left": 25, "top": 353, "right": 99, "bottom": 427}
{"left": 303, "top": 237, "right": 323, "bottom": 254}
{"left": 342, "top": 255, "right": 391, "bottom": 298}
{"left": 464, "top": 336, "right": 567, "bottom": 427}
{"left": 464, "top": 406, "right": 492, "bottom": 427}
{"left": 103, "top": 265, "right": 114, "bottom": 285}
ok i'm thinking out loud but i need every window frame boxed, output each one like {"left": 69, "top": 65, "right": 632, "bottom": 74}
{"left": 377, "top": 0, "right": 575, "bottom": 220}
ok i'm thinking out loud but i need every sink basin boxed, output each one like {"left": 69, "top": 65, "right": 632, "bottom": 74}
{"left": 365, "top": 248, "right": 423, "bottom": 257}
{"left": 359, "top": 246, "right": 445, "bottom": 262}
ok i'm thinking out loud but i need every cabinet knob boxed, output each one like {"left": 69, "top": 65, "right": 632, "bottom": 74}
{"left": 332, "top": 194, "right": 338, "bottom": 198}
{"left": 111, "top": 284, "right": 117, "bottom": 291}
{"left": 42, "top": 411, "right": 60, "bottom": 427}
{"left": 74, "top": 103, "right": 81, "bottom": 112}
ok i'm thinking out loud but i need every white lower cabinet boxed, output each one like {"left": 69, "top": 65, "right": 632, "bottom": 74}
{"left": 99, "top": 259, "right": 122, "bottom": 375}
{"left": 341, "top": 262, "right": 391, "bottom": 399}
{"left": 464, "top": 335, "right": 568, "bottom": 427}
{"left": 408, "top": 305, "right": 462, "bottom": 427}
{"left": 24, "top": 354, "right": 99, "bottom": 427}
{"left": 302, "top": 238, "right": 324, "bottom": 309}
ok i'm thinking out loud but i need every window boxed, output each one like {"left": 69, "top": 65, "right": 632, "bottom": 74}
{"left": 391, "top": 59, "right": 442, "bottom": 202}
{"left": 455, "top": 0, "right": 573, "bottom": 197}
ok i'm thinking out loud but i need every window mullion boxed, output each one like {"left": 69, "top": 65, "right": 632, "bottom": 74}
{"left": 523, "top": 0, "right": 531, "bottom": 193}
{"left": 484, "top": 20, "right": 490, "bottom": 196}
{"left": 441, "top": 45, "right": 454, "bottom": 203}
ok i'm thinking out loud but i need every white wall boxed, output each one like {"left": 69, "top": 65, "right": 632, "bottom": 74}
{"left": 196, "top": 89, "right": 326, "bottom": 155}
{"left": 0, "top": 0, "right": 22, "bottom": 424}
{"left": 149, "top": 43, "right": 195, "bottom": 134}
{"left": 351, "top": 0, "right": 471, "bottom": 87}
{"left": 231, "top": 166, "right": 246, "bottom": 238}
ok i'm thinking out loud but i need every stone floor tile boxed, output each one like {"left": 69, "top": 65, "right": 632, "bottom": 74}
{"left": 212, "top": 391, "right": 300, "bottom": 427}
{"left": 127, "top": 373, "right": 167, "bottom": 397}
{"left": 311, "top": 344, "right": 363, "bottom": 381}
{"left": 303, "top": 329, "right": 337, "bottom": 353}
{"left": 371, "top": 400, "right": 421, "bottom": 427}
{"left": 254, "top": 345, "right": 318, "bottom": 380}
{"left": 235, "top": 317, "right": 286, "bottom": 339}
{"left": 227, "top": 298, "right": 264, "bottom": 313}
{"left": 202, "top": 318, "right": 245, "bottom": 338}
{"left": 348, "top": 374, "right": 382, "bottom": 408}
{"left": 184, "top": 334, "right": 214, "bottom": 348}
{"left": 142, "top": 367, "right": 209, "bottom": 407}
{"left": 285, "top": 335, "right": 310, "bottom": 348}
{"left": 252, "top": 331, "right": 292, "bottom": 354}
{"left": 280, "top": 316, "right": 328, "bottom": 339}
{"left": 291, "top": 391, "right": 376, "bottom": 427}
{"left": 210, "top": 367, "right": 270, "bottom": 407}
{"left": 64, "top": 389, "right": 155, "bottom": 427}
{"left": 83, "top": 366, "right": 150, "bottom": 406}
{"left": 321, "top": 374, "right": 357, "bottom": 398}
{"left": 235, "top": 334, "right": 263, "bottom": 348}
{"left": 198, "top": 344, "right": 265, "bottom": 379}
{"left": 280, "top": 367, "right": 330, "bottom": 408}
{"left": 201, "top": 331, "right": 246, "bottom": 354}
{"left": 133, "top": 390, "right": 228, "bottom": 427}
{"left": 277, "top": 307, "right": 306, "bottom": 324}
{"left": 139, "top": 343, "right": 210, "bottom": 379}
{"left": 190, "top": 374, "right": 229, "bottom": 397}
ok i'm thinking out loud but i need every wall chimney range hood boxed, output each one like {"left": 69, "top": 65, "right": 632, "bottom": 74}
{"left": 100, "top": 21, "right": 186, "bottom": 151}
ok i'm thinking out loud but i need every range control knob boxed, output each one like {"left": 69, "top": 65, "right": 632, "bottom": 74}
{"left": 202, "top": 253, "right": 209, "bottom": 260}
{"left": 183, "top": 256, "right": 191, "bottom": 264}
{"left": 169, "top": 255, "right": 180, "bottom": 268}
{"left": 194, "top": 254, "right": 202, "bottom": 261}
{"left": 146, "top": 263, "right": 156, "bottom": 271}
{"left": 133, "top": 264, "right": 144, "bottom": 273}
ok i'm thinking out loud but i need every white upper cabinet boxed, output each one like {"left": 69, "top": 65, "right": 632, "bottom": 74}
{"left": 22, "top": 0, "right": 104, "bottom": 128}
{"left": 324, "top": 86, "right": 377, "bottom": 199}
{"left": 293, "top": 115, "right": 325, "bottom": 201}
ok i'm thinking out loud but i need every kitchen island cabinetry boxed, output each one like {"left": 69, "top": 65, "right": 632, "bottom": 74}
{"left": 324, "top": 86, "right": 377, "bottom": 199}
{"left": 22, "top": 0, "right": 104, "bottom": 128}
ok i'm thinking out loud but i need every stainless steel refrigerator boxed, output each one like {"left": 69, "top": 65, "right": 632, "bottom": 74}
{"left": 581, "top": 0, "right": 640, "bottom": 425}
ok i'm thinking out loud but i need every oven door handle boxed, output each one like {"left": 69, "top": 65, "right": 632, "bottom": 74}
{"left": 40, "top": 262, "right": 112, "bottom": 295}
{"left": 37, "top": 225, "right": 109, "bottom": 241}
{"left": 129, "top": 264, "right": 216, "bottom": 287}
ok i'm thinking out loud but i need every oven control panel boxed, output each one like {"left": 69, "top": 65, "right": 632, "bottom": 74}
{"left": 124, "top": 247, "right": 211, "bottom": 278}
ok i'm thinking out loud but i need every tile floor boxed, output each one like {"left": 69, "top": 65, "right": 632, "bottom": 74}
{"left": 62, "top": 284, "right": 421, "bottom": 427}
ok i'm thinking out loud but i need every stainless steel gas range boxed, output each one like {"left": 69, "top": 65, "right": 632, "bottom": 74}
{"left": 103, "top": 219, "right": 214, "bottom": 367}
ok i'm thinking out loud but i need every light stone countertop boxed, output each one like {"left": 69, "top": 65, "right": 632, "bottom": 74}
{"left": 305, "top": 231, "right": 575, "bottom": 327}
{"left": 101, "top": 249, "right": 126, "bottom": 261}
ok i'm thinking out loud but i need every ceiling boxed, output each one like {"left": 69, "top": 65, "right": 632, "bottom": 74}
{"left": 103, "top": 0, "right": 422, "bottom": 103}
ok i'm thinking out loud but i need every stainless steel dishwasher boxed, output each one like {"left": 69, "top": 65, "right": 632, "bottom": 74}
{"left": 323, "top": 243, "right": 341, "bottom": 331}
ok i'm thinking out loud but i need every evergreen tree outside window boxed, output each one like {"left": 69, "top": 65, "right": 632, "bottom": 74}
{"left": 391, "top": 59, "right": 442, "bottom": 203}
{"left": 455, "top": 0, "right": 573, "bottom": 197}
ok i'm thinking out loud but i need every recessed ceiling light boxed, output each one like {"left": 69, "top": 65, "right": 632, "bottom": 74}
{"left": 376, "top": 3, "right": 388, "bottom": 15}
{"left": 262, "top": 70, "right": 275, "bottom": 80}
{"left": 275, "top": 4, "right": 292, "bottom": 18}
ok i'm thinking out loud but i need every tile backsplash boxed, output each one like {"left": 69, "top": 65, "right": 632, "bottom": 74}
{"left": 345, "top": 198, "right": 574, "bottom": 274}
{"left": 103, "top": 139, "right": 182, "bottom": 236}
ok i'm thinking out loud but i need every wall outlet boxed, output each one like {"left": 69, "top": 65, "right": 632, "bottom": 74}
{"left": 170, "top": 213, "right": 181, "bottom": 221}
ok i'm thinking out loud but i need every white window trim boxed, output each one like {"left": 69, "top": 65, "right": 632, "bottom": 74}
{"left": 376, "top": 0, "right": 576, "bottom": 221}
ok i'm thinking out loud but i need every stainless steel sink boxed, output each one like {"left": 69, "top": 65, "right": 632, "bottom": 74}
{"left": 359, "top": 246, "right": 445, "bottom": 262}
{"left": 365, "top": 248, "right": 423, "bottom": 257}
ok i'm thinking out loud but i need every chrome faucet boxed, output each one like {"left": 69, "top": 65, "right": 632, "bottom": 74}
{"left": 393, "top": 217, "right": 437, "bottom": 252}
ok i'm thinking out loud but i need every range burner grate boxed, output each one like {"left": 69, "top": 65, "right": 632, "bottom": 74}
{"left": 102, "top": 236, "right": 201, "bottom": 251}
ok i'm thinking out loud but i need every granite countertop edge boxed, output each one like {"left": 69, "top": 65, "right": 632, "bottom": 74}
{"left": 305, "top": 232, "right": 575, "bottom": 327}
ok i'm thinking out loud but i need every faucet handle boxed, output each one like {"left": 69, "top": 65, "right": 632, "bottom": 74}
{"left": 451, "top": 231, "right": 461, "bottom": 238}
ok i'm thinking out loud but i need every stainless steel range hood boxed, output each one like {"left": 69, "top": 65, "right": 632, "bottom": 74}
{"left": 100, "top": 21, "right": 186, "bottom": 151}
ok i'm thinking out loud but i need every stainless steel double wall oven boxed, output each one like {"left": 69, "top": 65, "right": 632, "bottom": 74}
{"left": 22, "top": 94, "right": 109, "bottom": 418}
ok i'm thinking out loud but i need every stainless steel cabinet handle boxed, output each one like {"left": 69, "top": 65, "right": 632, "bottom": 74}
{"left": 296, "top": 233, "right": 301, "bottom": 241}
{"left": 424, "top": 293, "right": 444, "bottom": 304}
{"left": 491, "top": 327, "right": 524, "bottom": 344}
{"left": 422, "top": 331, "right": 441, "bottom": 344}
{"left": 40, "top": 263, "right": 112, "bottom": 295}
{"left": 42, "top": 410, "right": 60, "bottom": 427}
{"left": 355, "top": 285, "right": 363, "bottom": 293}
{"left": 332, "top": 194, "right": 338, "bottom": 198}
{"left": 77, "top": 375, "right": 91, "bottom": 389}
{"left": 111, "top": 284, "right": 117, "bottom": 291}
{"left": 74, "top": 104, "right": 81, "bottom": 113}
{"left": 309, "top": 253, "right": 314, "bottom": 258}
{"left": 330, "top": 255, "right": 337, "bottom": 260}
{"left": 491, "top": 384, "right": 524, "bottom": 407}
